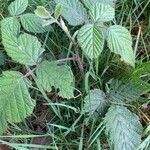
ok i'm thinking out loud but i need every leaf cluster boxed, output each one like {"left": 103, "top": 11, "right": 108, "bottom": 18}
{"left": 0, "top": 0, "right": 150, "bottom": 149}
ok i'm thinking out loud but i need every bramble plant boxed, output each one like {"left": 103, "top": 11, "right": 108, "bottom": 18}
{"left": 0, "top": 0, "right": 150, "bottom": 149}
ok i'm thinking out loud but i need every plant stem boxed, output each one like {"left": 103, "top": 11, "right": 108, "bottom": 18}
{"left": 57, "top": 57, "right": 77, "bottom": 63}
{"left": 55, "top": 18, "right": 84, "bottom": 73}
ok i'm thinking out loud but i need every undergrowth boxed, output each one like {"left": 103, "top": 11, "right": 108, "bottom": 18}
{"left": 0, "top": 0, "right": 150, "bottom": 150}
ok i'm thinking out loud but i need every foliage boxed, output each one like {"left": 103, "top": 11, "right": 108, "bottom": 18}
{"left": 55, "top": 0, "right": 87, "bottom": 26}
{"left": 78, "top": 24, "right": 104, "bottom": 59}
{"left": 36, "top": 61, "right": 74, "bottom": 99}
{"left": 0, "top": 71, "right": 35, "bottom": 134}
{"left": 83, "top": 89, "right": 108, "bottom": 116}
{"left": 0, "top": 0, "right": 149, "bottom": 149}
{"left": 104, "top": 105, "right": 143, "bottom": 150}
{"left": 108, "top": 78, "right": 150, "bottom": 102}
{"left": 107, "top": 25, "right": 135, "bottom": 66}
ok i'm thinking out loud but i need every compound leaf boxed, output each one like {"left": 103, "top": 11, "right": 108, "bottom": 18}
{"left": 20, "top": 14, "right": 52, "bottom": 33}
{"left": 104, "top": 105, "right": 143, "bottom": 150}
{"left": 107, "top": 25, "right": 135, "bottom": 66}
{"left": 90, "top": 2, "right": 115, "bottom": 23}
{"left": 8, "top": 0, "right": 28, "bottom": 16}
{"left": 0, "top": 71, "right": 35, "bottom": 134}
{"left": 55, "top": 0, "right": 87, "bottom": 26}
{"left": 36, "top": 61, "right": 74, "bottom": 99}
{"left": 83, "top": 89, "right": 108, "bottom": 116}
{"left": 78, "top": 24, "right": 104, "bottom": 59}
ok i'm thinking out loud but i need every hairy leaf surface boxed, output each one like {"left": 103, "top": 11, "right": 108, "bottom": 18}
{"left": 8, "top": 0, "right": 28, "bottom": 16}
{"left": 78, "top": 24, "right": 104, "bottom": 59}
{"left": 0, "top": 71, "right": 35, "bottom": 134}
{"left": 20, "top": 14, "right": 52, "bottom": 33}
{"left": 55, "top": 0, "right": 87, "bottom": 26}
{"left": 83, "top": 89, "right": 108, "bottom": 116}
{"left": 90, "top": 2, "right": 115, "bottom": 23}
{"left": 107, "top": 25, "right": 135, "bottom": 66}
{"left": 104, "top": 105, "right": 143, "bottom": 150}
{"left": 36, "top": 61, "right": 74, "bottom": 99}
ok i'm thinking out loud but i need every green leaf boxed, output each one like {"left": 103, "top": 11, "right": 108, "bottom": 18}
{"left": 2, "top": 32, "right": 44, "bottom": 66}
{"left": 0, "top": 71, "right": 35, "bottom": 134}
{"left": 83, "top": 89, "right": 108, "bottom": 116}
{"left": 89, "top": 2, "right": 115, "bottom": 23}
{"left": 54, "top": 3, "right": 63, "bottom": 18}
{"left": 109, "top": 79, "right": 150, "bottom": 103}
{"left": 8, "top": 0, "right": 28, "bottom": 16}
{"left": 83, "top": 0, "right": 116, "bottom": 9}
{"left": 107, "top": 25, "right": 135, "bottom": 67}
{"left": 55, "top": 0, "right": 87, "bottom": 26}
{"left": 36, "top": 61, "right": 74, "bottom": 99}
{"left": 104, "top": 105, "right": 143, "bottom": 150}
{"left": 1, "top": 18, "right": 19, "bottom": 66}
{"left": 34, "top": 6, "right": 51, "bottom": 19}
{"left": 78, "top": 24, "right": 104, "bottom": 59}
{"left": 20, "top": 14, "right": 52, "bottom": 33}
{"left": 1, "top": 17, "right": 20, "bottom": 37}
